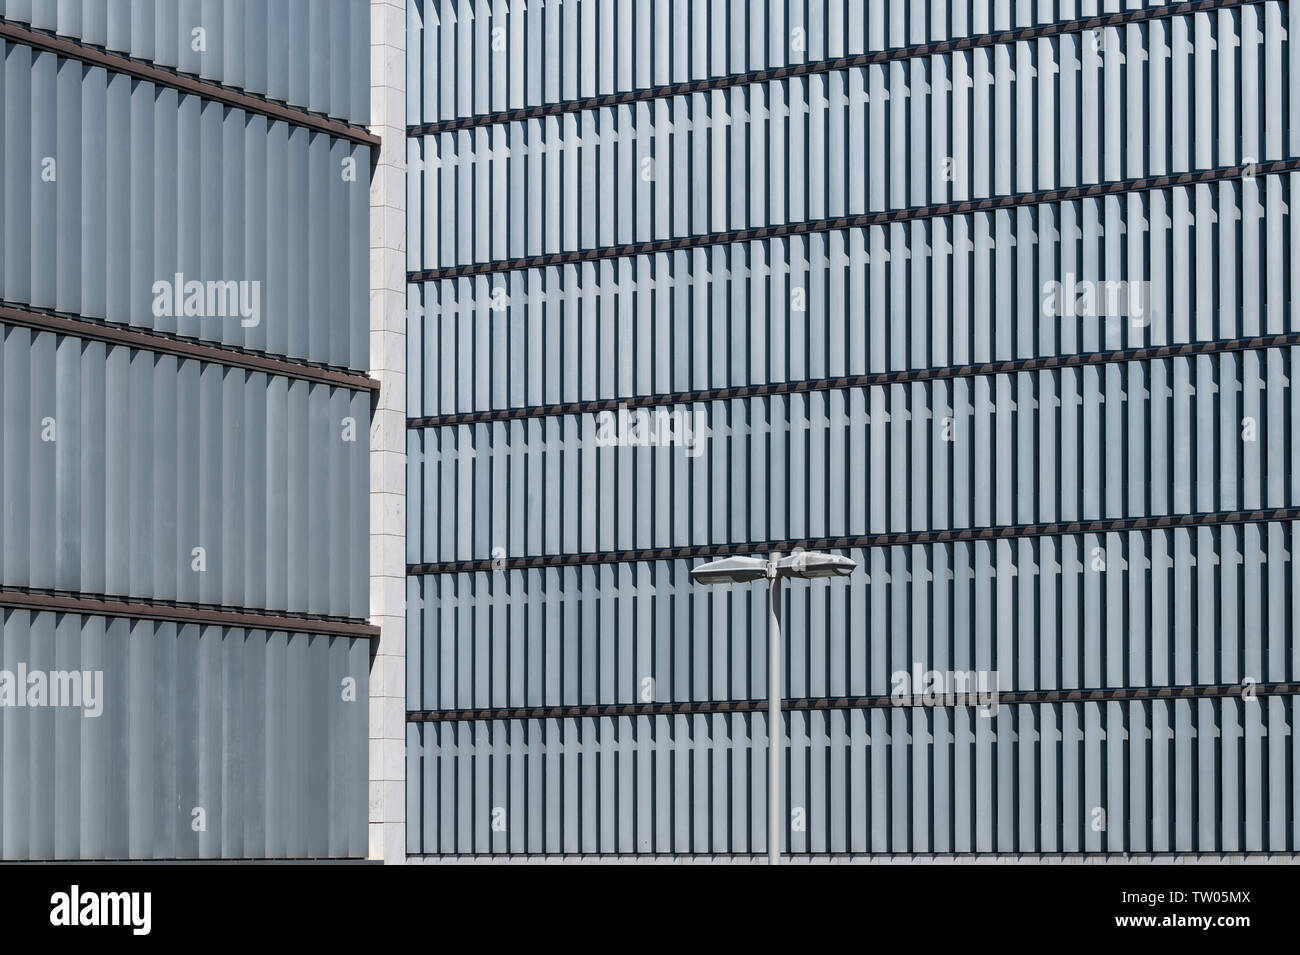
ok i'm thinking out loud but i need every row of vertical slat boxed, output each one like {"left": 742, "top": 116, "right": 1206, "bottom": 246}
{"left": 409, "top": 4, "right": 1290, "bottom": 270}
{"left": 0, "top": 325, "right": 371, "bottom": 619}
{"left": 0, "top": 40, "right": 371, "bottom": 370}
{"left": 409, "top": 696, "right": 1299, "bottom": 855}
{"left": 0, "top": 608, "right": 370, "bottom": 860}
{"left": 409, "top": 350, "right": 1298, "bottom": 562}
{"left": 0, "top": 0, "right": 370, "bottom": 123}
{"left": 407, "top": 0, "right": 1198, "bottom": 126}
{"left": 408, "top": 178, "right": 1294, "bottom": 418}
{"left": 408, "top": 523, "right": 1300, "bottom": 711}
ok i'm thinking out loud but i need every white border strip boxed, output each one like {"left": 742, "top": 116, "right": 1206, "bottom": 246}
{"left": 368, "top": 0, "right": 407, "bottom": 864}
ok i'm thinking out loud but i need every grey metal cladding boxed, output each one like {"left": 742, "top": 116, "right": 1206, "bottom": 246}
{"left": 406, "top": 523, "right": 1297, "bottom": 712}
{"left": 0, "top": 0, "right": 371, "bottom": 864}
{"left": 0, "top": 607, "right": 370, "bottom": 860}
{"left": 407, "top": 1, "right": 1299, "bottom": 856}
{"left": 406, "top": 0, "right": 1195, "bottom": 126}
{"left": 0, "top": 326, "right": 371, "bottom": 620}
{"left": 406, "top": 175, "right": 1289, "bottom": 418}
{"left": 0, "top": 0, "right": 370, "bottom": 125}
{"left": 407, "top": 5, "right": 1282, "bottom": 271}
{"left": 408, "top": 694, "right": 1295, "bottom": 855}
{"left": 407, "top": 352, "right": 1296, "bottom": 562}
{"left": 0, "top": 38, "right": 370, "bottom": 371}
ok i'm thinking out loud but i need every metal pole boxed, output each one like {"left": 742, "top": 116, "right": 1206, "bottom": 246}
{"left": 768, "top": 571, "right": 782, "bottom": 866}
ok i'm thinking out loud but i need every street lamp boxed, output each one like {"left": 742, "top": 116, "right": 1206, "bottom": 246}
{"left": 690, "top": 550, "right": 857, "bottom": 865}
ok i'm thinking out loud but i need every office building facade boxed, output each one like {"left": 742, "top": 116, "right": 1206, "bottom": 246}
{"left": 0, "top": 2, "right": 374, "bottom": 858}
{"left": 0, "top": 0, "right": 1294, "bottom": 865}
{"left": 405, "top": 0, "right": 1300, "bottom": 858}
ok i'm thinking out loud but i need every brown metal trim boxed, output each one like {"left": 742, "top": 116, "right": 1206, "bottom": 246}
{"left": 408, "top": 0, "right": 1249, "bottom": 137}
{"left": 0, "top": 18, "right": 380, "bottom": 148}
{"left": 408, "top": 159, "right": 1298, "bottom": 283}
{"left": 409, "top": 332, "right": 1300, "bottom": 429}
{"left": 407, "top": 682, "right": 1300, "bottom": 723}
{"left": 0, "top": 588, "right": 380, "bottom": 639}
{"left": 408, "top": 506, "right": 1300, "bottom": 575}
{"left": 0, "top": 303, "right": 380, "bottom": 393}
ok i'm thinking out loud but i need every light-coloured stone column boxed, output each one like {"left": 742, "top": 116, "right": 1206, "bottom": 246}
{"left": 369, "top": 0, "right": 406, "bottom": 865}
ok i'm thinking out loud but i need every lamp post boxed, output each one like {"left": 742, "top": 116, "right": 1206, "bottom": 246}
{"left": 690, "top": 551, "right": 856, "bottom": 865}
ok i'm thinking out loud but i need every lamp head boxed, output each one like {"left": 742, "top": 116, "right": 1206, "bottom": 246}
{"left": 689, "top": 556, "right": 771, "bottom": 585}
{"left": 774, "top": 551, "right": 857, "bottom": 579}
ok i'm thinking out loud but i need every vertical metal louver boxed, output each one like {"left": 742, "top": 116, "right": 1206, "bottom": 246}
{"left": 0, "top": 2, "right": 374, "bottom": 859}
{"left": 0, "top": 39, "right": 371, "bottom": 370}
{"left": 0, "top": 609, "right": 370, "bottom": 860}
{"left": 407, "top": 0, "right": 1300, "bottom": 858}
{"left": 0, "top": 0, "right": 370, "bottom": 124}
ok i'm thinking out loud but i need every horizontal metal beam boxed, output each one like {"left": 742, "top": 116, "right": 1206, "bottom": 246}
{"left": 0, "top": 17, "right": 380, "bottom": 148}
{"left": 408, "top": 0, "right": 1249, "bottom": 137}
{"left": 0, "top": 302, "right": 380, "bottom": 393}
{"left": 408, "top": 159, "right": 1297, "bottom": 283}
{"left": 409, "top": 332, "right": 1300, "bottom": 429}
{"left": 0, "top": 588, "right": 380, "bottom": 639}
{"left": 407, "top": 681, "right": 1300, "bottom": 723}
{"left": 408, "top": 506, "right": 1300, "bottom": 575}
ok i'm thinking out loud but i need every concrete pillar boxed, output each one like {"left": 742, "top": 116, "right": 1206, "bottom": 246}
{"left": 368, "top": 0, "right": 406, "bottom": 864}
